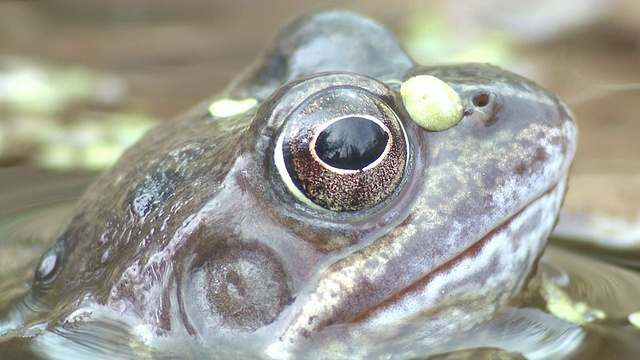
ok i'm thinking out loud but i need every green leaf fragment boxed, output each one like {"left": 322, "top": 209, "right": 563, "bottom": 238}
{"left": 208, "top": 98, "right": 257, "bottom": 118}
{"left": 629, "top": 312, "right": 640, "bottom": 329}
{"left": 400, "top": 75, "right": 464, "bottom": 131}
{"left": 544, "top": 281, "right": 606, "bottom": 325}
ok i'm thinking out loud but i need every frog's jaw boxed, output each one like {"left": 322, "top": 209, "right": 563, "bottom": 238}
{"left": 266, "top": 175, "right": 567, "bottom": 359}
{"left": 362, "top": 175, "right": 567, "bottom": 326}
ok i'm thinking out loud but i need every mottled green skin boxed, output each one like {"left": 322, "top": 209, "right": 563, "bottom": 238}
{"left": 1, "top": 10, "right": 576, "bottom": 359}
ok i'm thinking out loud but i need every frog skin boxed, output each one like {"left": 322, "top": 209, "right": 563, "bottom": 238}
{"left": 1, "top": 10, "right": 577, "bottom": 359}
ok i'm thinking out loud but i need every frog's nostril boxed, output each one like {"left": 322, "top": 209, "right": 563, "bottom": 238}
{"left": 466, "top": 91, "right": 502, "bottom": 128}
{"left": 473, "top": 93, "right": 491, "bottom": 107}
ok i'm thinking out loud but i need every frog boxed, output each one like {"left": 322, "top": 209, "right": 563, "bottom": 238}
{"left": 0, "top": 10, "right": 577, "bottom": 359}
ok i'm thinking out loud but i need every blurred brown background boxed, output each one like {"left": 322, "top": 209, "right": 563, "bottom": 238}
{"left": 0, "top": 0, "right": 638, "bottom": 222}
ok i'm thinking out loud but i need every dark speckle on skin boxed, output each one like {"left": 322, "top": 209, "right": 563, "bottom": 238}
{"left": 128, "top": 171, "right": 180, "bottom": 219}
{"left": 535, "top": 147, "right": 549, "bottom": 162}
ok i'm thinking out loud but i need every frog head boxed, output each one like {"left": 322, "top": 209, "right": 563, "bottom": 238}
{"left": 6, "top": 10, "right": 576, "bottom": 359}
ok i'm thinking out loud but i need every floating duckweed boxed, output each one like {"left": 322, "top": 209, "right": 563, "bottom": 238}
{"left": 544, "top": 281, "right": 606, "bottom": 325}
{"left": 400, "top": 75, "right": 463, "bottom": 131}
{"left": 208, "top": 98, "right": 258, "bottom": 118}
{"left": 629, "top": 312, "right": 640, "bottom": 329}
{"left": 31, "top": 114, "right": 156, "bottom": 171}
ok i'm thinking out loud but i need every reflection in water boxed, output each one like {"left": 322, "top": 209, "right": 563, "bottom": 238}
{"left": 0, "top": 180, "right": 640, "bottom": 359}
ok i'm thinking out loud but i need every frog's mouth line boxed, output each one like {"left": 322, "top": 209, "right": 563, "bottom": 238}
{"left": 433, "top": 179, "right": 563, "bottom": 277}
{"left": 352, "top": 178, "right": 565, "bottom": 324}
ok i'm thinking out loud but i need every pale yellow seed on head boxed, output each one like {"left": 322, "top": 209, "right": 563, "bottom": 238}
{"left": 208, "top": 98, "right": 258, "bottom": 118}
{"left": 629, "top": 312, "right": 640, "bottom": 329}
{"left": 400, "top": 75, "right": 464, "bottom": 131}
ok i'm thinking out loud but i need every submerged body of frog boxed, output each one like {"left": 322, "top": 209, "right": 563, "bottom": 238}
{"left": 0, "top": 11, "right": 577, "bottom": 359}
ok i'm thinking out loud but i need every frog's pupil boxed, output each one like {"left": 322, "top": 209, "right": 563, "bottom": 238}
{"left": 315, "top": 117, "right": 388, "bottom": 170}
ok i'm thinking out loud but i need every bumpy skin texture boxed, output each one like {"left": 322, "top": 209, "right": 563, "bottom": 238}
{"left": 3, "top": 10, "right": 576, "bottom": 359}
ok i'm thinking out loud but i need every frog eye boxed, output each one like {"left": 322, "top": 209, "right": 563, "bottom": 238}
{"left": 272, "top": 74, "right": 409, "bottom": 212}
